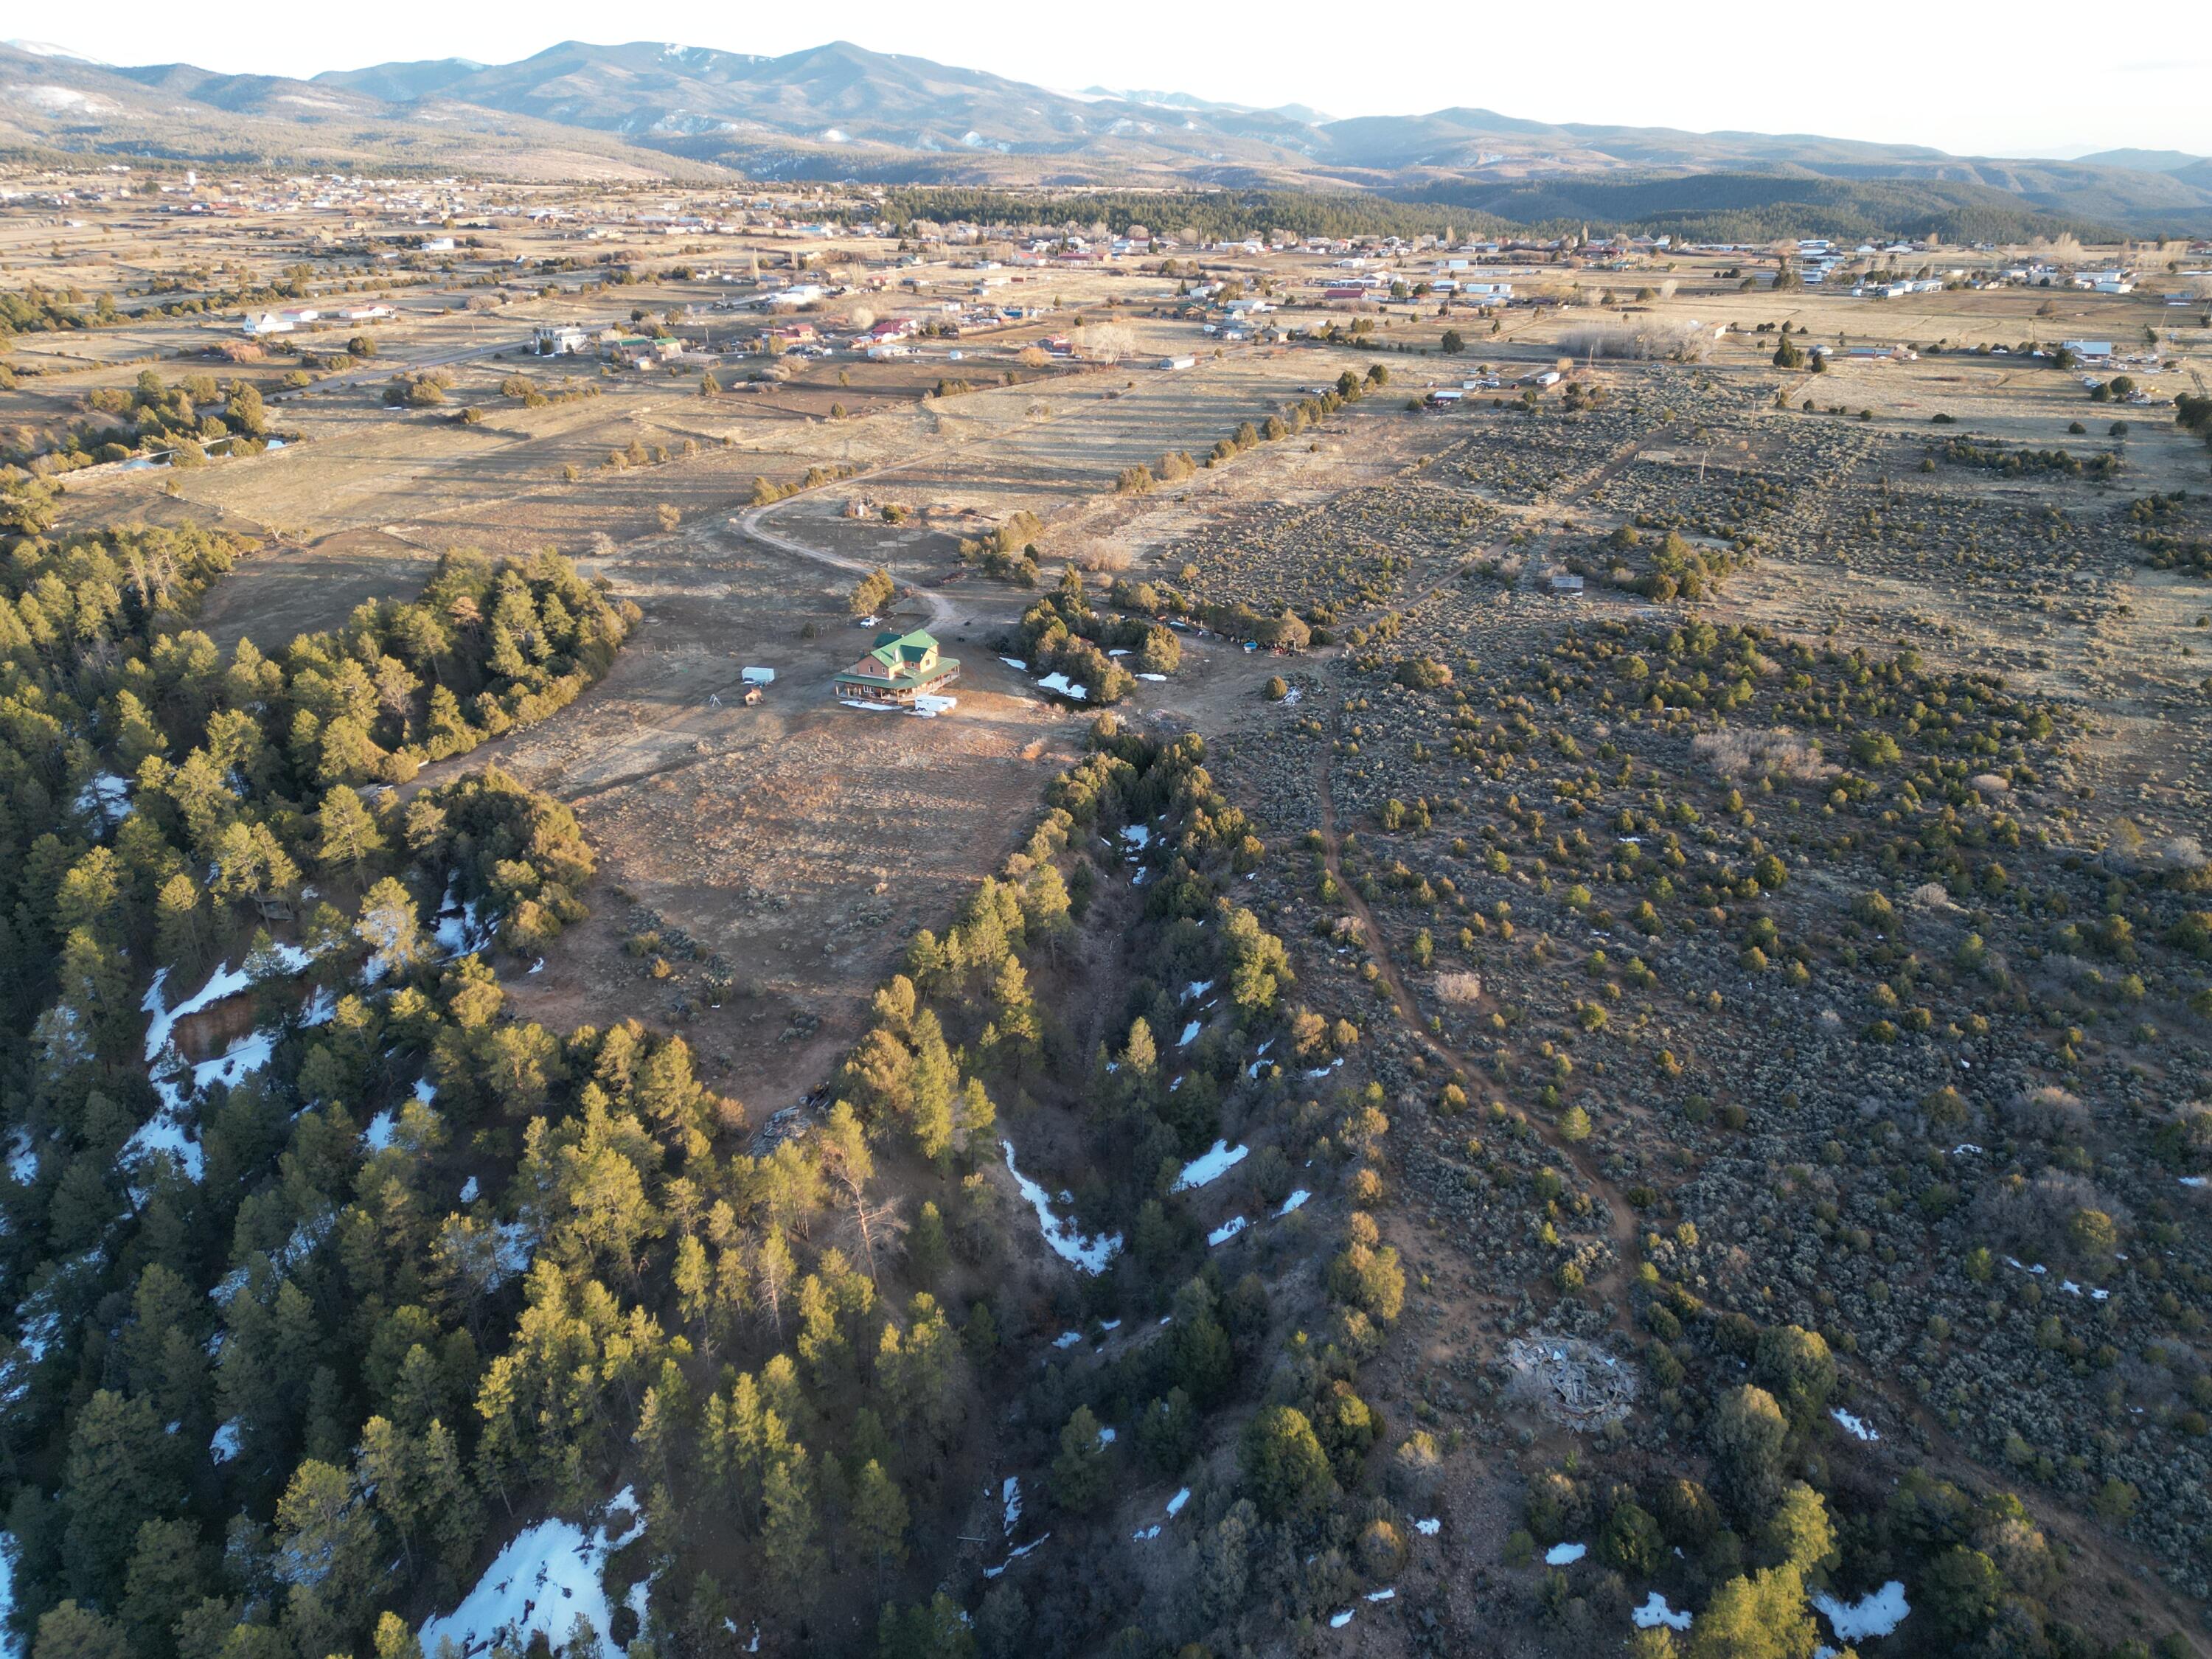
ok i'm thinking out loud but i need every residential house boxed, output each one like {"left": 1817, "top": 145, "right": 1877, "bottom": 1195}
{"left": 532, "top": 324, "right": 591, "bottom": 356}
{"left": 833, "top": 629, "right": 961, "bottom": 707}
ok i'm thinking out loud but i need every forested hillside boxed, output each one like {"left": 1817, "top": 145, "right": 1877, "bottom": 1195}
{"left": 0, "top": 490, "right": 1421, "bottom": 1659}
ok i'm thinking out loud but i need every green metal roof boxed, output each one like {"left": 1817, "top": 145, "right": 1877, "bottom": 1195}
{"left": 835, "top": 629, "right": 958, "bottom": 691}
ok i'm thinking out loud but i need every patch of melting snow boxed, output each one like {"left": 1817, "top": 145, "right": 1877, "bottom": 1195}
{"left": 1166, "top": 1488, "right": 1190, "bottom": 1517}
{"left": 981, "top": 1534, "right": 1048, "bottom": 1579}
{"left": 1279, "top": 1189, "right": 1311, "bottom": 1216}
{"left": 433, "top": 893, "right": 492, "bottom": 957}
{"left": 0, "top": 1527, "right": 15, "bottom": 1657}
{"left": 1177, "top": 1020, "right": 1201, "bottom": 1046}
{"left": 1329, "top": 1610, "right": 1354, "bottom": 1629}
{"left": 7, "top": 1129, "right": 36, "bottom": 1185}
{"left": 415, "top": 1077, "right": 438, "bottom": 1105}
{"left": 210, "top": 1419, "right": 241, "bottom": 1464}
{"left": 490, "top": 1221, "right": 535, "bottom": 1287}
{"left": 1812, "top": 1582, "right": 1909, "bottom": 1643}
{"left": 459, "top": 1176, "right": 480, "bottom": 1203}
{"left": 363, "top": 1110, "right": 396, "bottom": 1152}
{"left": 1119, "top": 824, "right": 1152, "bottom": 850}
{"left": 1001, "top": 1141, "right": 1121, "bottom": 1273}
{"left": 1174, "top": 1141, "right": 1248, "bottom": 1191}
{"left": 1034, "top": 672, "right": 1087, "bottom": 700}
{"left": 1001, "top": 1476, "right": 1021, "bottom": 1534}
{"left": 1305, "top": 1057, "right": 1345, "bottom": 1079}
{"left": 1053, "top": 1329, "right": 1083, "bottom": 1349}
{"left": 2182, "top": 1176, "right": 2208, "bottom": 1189}
{"left": 1414, "top": 1517, "right": 1440, "bottom": 1536}
{"left": 1132, "top": 1524, "right": 1160, "bottom": 1540}
{"left": 998, "top": 657, "right": 1027, "bottom": 670}
{"left": 1633, "top": 1593, "right": 1692, "bottom": 1631}
{"left": 75, "top": 771, "right": 132, "bottom": 828}
{"left": 419, "top": 1489, "right": 645, "bottom": 1659}
{"left": 1830, "top": 1408, "right": 1878, "bottom": 1441}
{"left": 1207, "top": 1215, "right": 1248, "bottom": 1247}
{"left": 1183, "top": 979, "right": 1212, "bottom": 1003}
{"left": 1135, "top": 671, "right": 1167, "bottom": 681}
{"left": 1365, "top": 1587, "right": 1395, "bottom": 1603}
{"left": 133, "top": 947, "right": 323, "bottom": 1183}
{"left": 1545, "top": 1542, "right": 1587, "bottom": 1565}
{"left": 1097, "top": 1425, "right": 1116, "bottom": 1446}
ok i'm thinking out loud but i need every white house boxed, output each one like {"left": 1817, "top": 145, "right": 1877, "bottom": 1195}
{"left": 242, "top": 305, "right": 319, "bottom": 337}
{"left": 533, "top": 324, "right": 591, "bottom": 356}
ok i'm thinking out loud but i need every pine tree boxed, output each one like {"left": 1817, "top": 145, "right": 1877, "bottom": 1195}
{"left": 754, "top": 1229, "right": 795, "bottom": 1335}
{"left": 908, "top": 1011, "right": 957, "bottom": 1161}
{"left": 153, "top": 873, "right": 207, "bottom": 974}
{"left": 316, "top": 785, "right": 386, "bottom": 878}
{"left": 906, "top": 1201, "right": 950, "bottom": 1289}
{"left": 956, "top": 1077, "right": 996, "bottom": 1150}
{"left": 421, "top": 1418, "right": 481, "bottom": 1583}
{"left": 32, "top": 1603, "right": 131, "bottom": 1659}
{"left": 818, "top": 1102, "right": 882, "bottom": 1276}
{"left": 374, "top": 1612, "right": 424, "bottom": 1659}
{"left": 849, "top": 1459, "right": 910, "bottom": 1592}
{"left": 1051, "top": 1406, "right": 1109, "bottom": 1514}
{"left": 119, "top": 1519, "right": 207, "bottom": 1659}
{"left": 673, "top": 1233, "right": 712, "bottom": 1354}
{"left": 761, "top": 1449, "right": 822, "bottom": 1599}
{"left": 355, "top": 877, "right": 428, "bottom": 980}
{"left": 63, "top": 1390, "right": 173, "bottom": 1602}
{"left": 358, "top": 1416, "right": 424, "bottom": 1570}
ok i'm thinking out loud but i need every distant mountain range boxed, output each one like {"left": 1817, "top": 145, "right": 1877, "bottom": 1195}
{"left": 4, "top": 36, "right": 2209, "bottom": 237}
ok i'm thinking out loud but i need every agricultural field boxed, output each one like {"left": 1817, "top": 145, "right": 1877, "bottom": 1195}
{"left": 4, "top": 167, "right": 2212, "bottom": 1659}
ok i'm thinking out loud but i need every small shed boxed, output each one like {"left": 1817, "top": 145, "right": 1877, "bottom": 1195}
{"left": 740, "top": 666, "right": 776, "bottom": 686}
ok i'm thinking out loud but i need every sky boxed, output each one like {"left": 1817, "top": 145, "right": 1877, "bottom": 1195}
{"left": 23, "top": 0, "right": 2212, "bottom": 157}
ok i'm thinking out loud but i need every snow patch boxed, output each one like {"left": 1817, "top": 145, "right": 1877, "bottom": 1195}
{"left": 1633, "top": 1593, "right": 1692, "bottom": 1631}
{"left": 74, "top": 771, "right": 131, "bottom": 828}
{"left": 1813, "top": 1582, "right": 1910, "bottom": 1643}
{"left": 1414, "top": 1517, "right": 1441, "bottom": 1536}
{"left": 1279, "top": 1189, "right": 1311, "bottom": 1216}
{"left": 1544, "top": 1542, "right": 1587, "bottom": 1565}
{"left": 210, "top": 1419, "right": 241, "bottom": 1464}
{"left": 981, "top": 1534, "right": 1048, "bottom": 1579}
{"left": 1001, "top": 1140, "right": 1121, "bottom": 1273}
{"left": 1206, "top": 1215, "right": 1248, "bottom": 1247}
{"left": 1172, "top": 1141, "right": 1248, "bottom": 1191}
{"left": 1830, "top": 1408, "right": 1879, "bottom": 1442}
{"left": 418, "top": 1489, "right": 645, "bottom": 1659}
{"left": 1166, "top": 1487, "right": 1190, "bottom": 1517}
